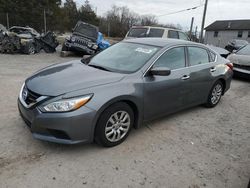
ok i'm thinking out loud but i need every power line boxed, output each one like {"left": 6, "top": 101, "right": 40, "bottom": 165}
{"left": 156, "top": 5, "right": 203, "bottom": 17}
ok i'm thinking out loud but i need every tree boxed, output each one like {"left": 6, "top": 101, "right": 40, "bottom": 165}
{"left": 63, "top": 0, "right": 78, "bottom": 30}
{"left": 78, "top": 0, "right": 99, "bottom": 26}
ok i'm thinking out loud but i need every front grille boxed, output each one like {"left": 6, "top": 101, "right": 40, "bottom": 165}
{"left": 23, "top": 85, "right": 41, "bottom": 105}
{"left": 234, "top": 64, "right": 250, "bottom": 71}
{"left": 72, "top": 36, "right": 92, "bottom": 47}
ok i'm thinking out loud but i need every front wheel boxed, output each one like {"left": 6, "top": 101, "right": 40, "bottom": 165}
{"left": 205, "top": 81, "right": 223, "bottom": 108}
{"left": 95, "top": 102, "right": 134, "bottom": 147}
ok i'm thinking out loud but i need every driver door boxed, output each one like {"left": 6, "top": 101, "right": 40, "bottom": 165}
{"left": 143, "top": 46, "right": 191, "bottom": 120}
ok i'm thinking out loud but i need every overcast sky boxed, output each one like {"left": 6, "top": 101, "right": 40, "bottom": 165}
{"left": 75, "top": 0, "right": 250, "bottom": 31}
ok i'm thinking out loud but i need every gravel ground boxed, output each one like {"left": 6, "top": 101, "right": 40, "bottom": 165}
{"left": 0, "top": 52, "right": 249, "bottom": 188}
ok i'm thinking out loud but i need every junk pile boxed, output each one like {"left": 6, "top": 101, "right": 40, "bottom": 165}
{"left": 0, "top": 25, "right": 59, "bottom": 54}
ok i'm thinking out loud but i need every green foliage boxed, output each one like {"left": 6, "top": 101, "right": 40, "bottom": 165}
{"left": 0, "top": 0, "right": 99, "bottom": 33}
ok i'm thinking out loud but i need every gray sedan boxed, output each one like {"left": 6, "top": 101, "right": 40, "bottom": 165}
{"left": 18, "top": 38, "right": 233, "bottom": 147}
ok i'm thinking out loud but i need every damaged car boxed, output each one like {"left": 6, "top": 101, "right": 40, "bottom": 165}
{"left": 62, "top": 21, "right": 110, "bottom": 55}
{"left": 0, "top": 26, "right": 59, "bottom": 54}
{"left": 227, "top": 44, "right": 250, "bottom": 79}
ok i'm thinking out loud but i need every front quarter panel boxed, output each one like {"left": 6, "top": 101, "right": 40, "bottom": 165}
{"left": 64, "top": 74, "right": 144, "bottom": 141}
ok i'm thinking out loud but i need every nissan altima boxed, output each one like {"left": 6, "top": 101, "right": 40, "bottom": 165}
{"left": 18, "top": 38, "right": 233, "bottom": 147}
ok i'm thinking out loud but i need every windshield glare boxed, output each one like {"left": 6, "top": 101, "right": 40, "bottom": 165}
{"left": 89, "top": 42, "right": 160, "bottom": 73}
{"left": 237, "top": 44, "right": 250, "bottom": 55}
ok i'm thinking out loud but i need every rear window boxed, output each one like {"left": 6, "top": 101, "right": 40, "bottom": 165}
{"left": 168, "top": 30, "right": 179, "bottom": 39}
{"left": 148, "top": 28, "right": 164, "bottom": 37}
{"left": 209, "top": 51, "right": 216, "bottom": 62}
{"left": 127, "top": 28, "right": 148, "bottom": 38}
{"left": 237, "top": 44, "right": 250, "bottom": 55}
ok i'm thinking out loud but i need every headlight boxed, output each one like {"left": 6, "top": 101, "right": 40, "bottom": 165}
{"left": 41, "top": 94, "right": 92, "bottom": 112}
{"left": 87, "top": 43, "right": 92, "bottom": 48}
{"left": 65, "top": 36, "right": 70, "bottom": 41}
{"left": 92, "top": 44, "right": 98, "bottom": 50}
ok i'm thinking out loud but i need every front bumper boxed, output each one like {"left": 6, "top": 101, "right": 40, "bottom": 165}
{"left": 18, "top": 99, "right": 96, "bottom": 144}
{"left": 233, "top": 67, "right": 250, "bottom": 79}
{"left": 65, "top": 41, "right": 95, "bottom": 55}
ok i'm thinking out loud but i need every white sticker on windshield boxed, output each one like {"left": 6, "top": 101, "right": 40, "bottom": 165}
{"left": 135, "top": 48, "right": 154, "bottom": 54}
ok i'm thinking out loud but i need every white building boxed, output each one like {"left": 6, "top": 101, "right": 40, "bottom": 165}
{"left": 204, "top": 20, "right": 250, "bottom": 48}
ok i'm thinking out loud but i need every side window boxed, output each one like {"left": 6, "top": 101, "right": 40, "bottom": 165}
{"left": 168, "top": 30, "right": 179, "bottom": 39}
{"left": 148, "top": 29, "right": 164, "bottom": 37}
{"left": 188, "top": 47, "right": 209, "bottom": 66}
{"left": 209, "top": 51, "right": 216, "bottom": 62}
{"left": 179, "top": 32, "right": 189, "bottom": 40}
{"left": 153, "top": 47, "right": 186, "bottom": 70}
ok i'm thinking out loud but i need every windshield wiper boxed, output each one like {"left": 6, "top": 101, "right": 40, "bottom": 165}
{"left": 88, "top": 64, "right": 111, "bottom": 72}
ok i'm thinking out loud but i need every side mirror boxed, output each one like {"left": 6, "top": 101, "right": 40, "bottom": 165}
{"left": 150, "top": 67, "right": 171, "bottom": 76}
{"left": 232, "top": 49, "right": 237, "bottom": 53}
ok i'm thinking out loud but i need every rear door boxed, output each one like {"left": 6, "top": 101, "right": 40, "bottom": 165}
{"left": 143, "top": 46, "right": 191, "bottom": 120}
{"left": 186, "top": 46, "right": 217, "bottom": 105}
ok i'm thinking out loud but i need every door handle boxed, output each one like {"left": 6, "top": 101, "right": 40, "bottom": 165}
{"left": 182, "top": 75, "right": 190, "bottom": 80}
{"left": 210, "top": 67, "right": 216, "bottom": 72}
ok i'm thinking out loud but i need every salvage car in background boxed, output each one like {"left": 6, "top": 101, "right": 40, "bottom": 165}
{"left": 225, "top": 39, "right": 248, "bottom": 53}
{"left": 62, "top": 21, "right": 110, "bottom": 55}
{"left": 18, "top": 38, "right": 233, "bottom": 147}
{"left": 125, "top": 26, "right": 190, "bottom": 40}
{"left": 207, "top": 45, "right": 230, "bottom": 58}
{"left": 0, "top": 26, "right": 59, "bottom": 54}
{"left": 227, "top": 44, "right": 250, "bottom": 79}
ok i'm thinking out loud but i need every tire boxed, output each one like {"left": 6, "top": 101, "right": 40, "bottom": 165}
{"left": 23, "top": 42, "right": 35, "bottom": 54}
{"left": 95, "top": 102, "right": 134, "bottom": 147}
{"left": 205, "top": 80, "right": 223, "bottom": 108}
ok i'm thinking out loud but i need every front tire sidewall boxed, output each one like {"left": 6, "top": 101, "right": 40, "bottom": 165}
{"left": 95, "top": 102, "right": 134, "bottom": 147}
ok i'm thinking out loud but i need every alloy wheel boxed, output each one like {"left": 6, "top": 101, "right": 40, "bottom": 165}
{"left": 105, "top": 111, "right": 131, "bottom": 142}
{"left": 211, "top": 84, "right": 222, "bottom": 105}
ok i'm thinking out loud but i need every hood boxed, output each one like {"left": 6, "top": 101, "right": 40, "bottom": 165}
{"left": 228, "top": 54, "right": 250, "bottom": 66}
{"left": 26, "top": 60, "right": 124, "bottom": 96}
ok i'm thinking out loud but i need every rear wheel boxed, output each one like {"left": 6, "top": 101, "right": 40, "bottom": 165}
{"left": 95, "top": 102, "right": 134, "bottom": 147}
{"left": 205, "top": 81, "right": 223, "bottom": 108}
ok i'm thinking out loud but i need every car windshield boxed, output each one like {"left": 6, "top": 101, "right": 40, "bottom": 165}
{"left": 234, "top": 40, "right": 248, "bottom": 46}
{"left": 74, "top": 23, "right": 98, "bottom": 40}
{"left": 127, "top": 28, "right": 148, "bottom": 38}
{"left": 236, "top": 44, "right": 250, "bottom": 55}
{"left": 88, "top": 42, "right": 160, "bottom": 73}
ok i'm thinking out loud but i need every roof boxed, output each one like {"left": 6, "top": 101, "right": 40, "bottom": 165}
{"left": 205, "top": 20, "right": 250, "bottom": 31}
{"left": 124, "top": 37, "right": 200, "bottom": 48}
{"left": 131, "top": 25, "right": 182, "bottom": 32}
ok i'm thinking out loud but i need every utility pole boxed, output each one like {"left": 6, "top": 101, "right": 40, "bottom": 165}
{"left": 189, "top": 17, "right": 194, "bottom": 40}
{"left": 195, "top": 26, "right": 198, "bottom": 40}
{"left": 43, "top": 9, "right": 47, "bottom": 33}
{"left": 200, "top": 0, "right": 208, "bottom": 43}
{"left": 6, "top": 13, "right": 9, "bottom": 29}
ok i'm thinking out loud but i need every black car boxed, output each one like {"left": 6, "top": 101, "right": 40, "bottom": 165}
{"left": 62, "top": 21, "right": 110, "bottom": 55}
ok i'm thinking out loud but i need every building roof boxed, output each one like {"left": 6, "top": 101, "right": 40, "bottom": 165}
{"left": 205, "top": 20, "right": 250, "bottom": 31}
